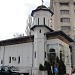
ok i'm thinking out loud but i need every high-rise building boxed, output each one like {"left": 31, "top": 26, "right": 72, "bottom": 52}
{"left": 49, "top": 0, "right": 75, "bottom": 68}
{"left": 50, "top": 0, "right": 75, "bottom": 39}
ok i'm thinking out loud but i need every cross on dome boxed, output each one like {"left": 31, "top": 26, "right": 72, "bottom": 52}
{"left": 41, "top": 0, "right": 44, "bottom": 5}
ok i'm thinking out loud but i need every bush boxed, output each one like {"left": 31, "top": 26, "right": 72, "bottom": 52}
{"left": 39, "top": 64, "right": 45, "bottom": 71}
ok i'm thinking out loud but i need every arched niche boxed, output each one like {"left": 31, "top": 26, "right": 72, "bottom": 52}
{"left": 47, "top": 48, "right": 56, "bottom": 65}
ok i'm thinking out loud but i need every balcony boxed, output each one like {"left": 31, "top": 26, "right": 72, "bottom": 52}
{"left": 60, "top": 22, "right": 71, "bottom": 26}
{"left": 60, "top": 6, "right": 70, "bottom": 10}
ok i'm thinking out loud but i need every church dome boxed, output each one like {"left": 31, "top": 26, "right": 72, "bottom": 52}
{"left": 36, "top": 5, "right": 47, "bottom": 9}
{"left": 31, "top": 5, "right": 54, "bottom": 16}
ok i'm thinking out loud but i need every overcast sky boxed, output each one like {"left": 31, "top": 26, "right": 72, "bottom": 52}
{"left": 0, "top": 0, "right": 50, "bottom": 40}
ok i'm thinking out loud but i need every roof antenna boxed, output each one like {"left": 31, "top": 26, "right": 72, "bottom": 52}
{"left": 41, "top": 0, "right": 44, "bottom": 5}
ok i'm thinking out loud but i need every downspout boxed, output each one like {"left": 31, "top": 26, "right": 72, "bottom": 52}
{"left": 0, "top": 42, "right": 5, "bottom": 66}
{"left": 3, "top": 46, "right": 5, "bottom": 66}
{"left": 44, "top": 34, "right": 47, "bottom": 62}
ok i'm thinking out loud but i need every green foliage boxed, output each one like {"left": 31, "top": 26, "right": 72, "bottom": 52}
{"left": 39, "top": 61, "right": 51, "bottom": 71}
{"left": 39, "top": 57, "right": 66, "bottom": 75}
{"left": 58, "top": 59, "right": 66, "bottom": 75}
{"left": 39, "top": 64, "right": 45, "bottom": 71}
{"left": 44, "top": 61, "right": 51, "bottom": 70}
{"left": 56, "top": 56, "right": 60, "bottom": 63}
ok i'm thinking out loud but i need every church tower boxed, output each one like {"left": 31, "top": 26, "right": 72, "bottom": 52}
{"left": 31, "top": 5, "right": 53, "bottom": 69}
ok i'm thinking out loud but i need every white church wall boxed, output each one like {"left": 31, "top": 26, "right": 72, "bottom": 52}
{"left": 47, "top": 39, "right": 59, "bottom": 57}
{"left": 33, "top": 27, "right": 50, "bottom": 39}
{"left": 0, "top": 43, "right": 33, "bottom": 68}
{"left": 32, "top": 11, "right": 51, "bottom": 26}
{"left": 34, "top": 36, "right": 45, "bottom": 68}
{"left": 0, "top": 46, "right": 4, "bottom": 65}
{"left": 47, "top": 38, "right": 71, "bottom": 75}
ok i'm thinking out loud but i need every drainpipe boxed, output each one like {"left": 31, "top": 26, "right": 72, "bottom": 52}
{"left": 44, "top": 34, "right": 47, "bottom": 62}
{"left": 0, "top": 42, "right": 5, "bottom": 66}
{"left": 3, "top": 46, "right": 5, "bottom": 66}
{"left": 31, "top": 42, "right": 34, "bottom": 75}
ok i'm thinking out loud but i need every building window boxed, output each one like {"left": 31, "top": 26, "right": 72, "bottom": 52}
{"left": 67, "top": 55, "right": 69, "bottom": 63}
{"left": 74, "top": 3, "right": 75, "bottom": 5}
{"left": 60, "top": 3, "right": 69, "bottom": 6}
{"left": 60, "top": 51, "right": 62, "bottom": 60}
{"left": 60, "top": 18, "right": 70, "bottom": 22}
{"left": 35, "top": 52, "right": 36, "bottom": 58}
{"left": 18, "top": 56, "right": 20, "bottom": 63}
{"left": 1, "top": 60, "right": 3, "bottom": 64}
{"left": 39, "top": 30, "right": 41, "bottom": 33}
{"left": 45, "top": 52, "right": 46, "bottom": 58}
{"left": 61, "top": 26, "right": 71, "bottom": 32}
{"left": 38, "top": 18, "right": 39, "bottom": 25}
{"left": 60, "top": 10, "right": 69, "bottom": 14}
{"left": 44, "top": 17, "right": 45, "bottom": 25}
{"left": 9, "top": 57, "right": 11, "bottom": 63}
{"left": 47, "top": 48, "right": 56, "bottom": 64}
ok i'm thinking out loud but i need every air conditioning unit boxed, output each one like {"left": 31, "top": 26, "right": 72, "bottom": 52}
{"left": 12, "top": 57, "right": 16, "bottom": 61}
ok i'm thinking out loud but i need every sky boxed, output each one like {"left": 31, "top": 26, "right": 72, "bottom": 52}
{"left": 0, "top": 0, "right": 50, "bottom": 40}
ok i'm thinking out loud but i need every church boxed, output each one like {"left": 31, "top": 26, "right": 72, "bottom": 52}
{"left": 0, "top": 4, "right": 73, "bottom": 75}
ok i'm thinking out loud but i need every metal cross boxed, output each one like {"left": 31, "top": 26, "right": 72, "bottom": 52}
{"left": 41, "top": 0, "right": 44, "bottom": 5}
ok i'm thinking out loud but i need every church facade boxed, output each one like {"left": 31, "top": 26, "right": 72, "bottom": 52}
{"left": 0, "top": 5, "right": 73, "bottom": 75}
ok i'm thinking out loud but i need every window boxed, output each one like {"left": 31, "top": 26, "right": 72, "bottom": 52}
{"left": 47, "top": 48, "right": 56, "bottom": 64}
{"left": 61, "top": 26, "right": 71, "bottom": 36}
{"left": 44, "top": 17, "right": 45, "bottom": 25}
{"left": 18, "top": 56, "right": 20, "bottom": 63}
{"left": 74, "top": 3, "right": 75, "bottom": 5}
{"left": 60, "top": 10, "right": 69, "bottom": 14}
{"left": 38, "top": 18, "right": 39, "bottom": 25}
{"left": 60, "top": 3, "right": 69, "bottom": 6}
{"left": 1, "top": 60, "right": 3, "bottom": 64}
{"left": 61, "top": 26, "right": 71, "bottom": 30}
{"left": 74, "top": 10, "right": 75, "bottom": 12}
{"left": 60, "top": 18, "right": 70, "bottom": 22}
{"left": 35, "top": 52, "right": 36, "bottom": 58}
{"left": 67, "top": 55, "right": 69, "bottom": 63}
{"left": 60, "top": 51, "right": 62, "bottom": 60}
{"left": 9, "top": 57, "right": 11, "bottom": 63}
{"left": 45, "top": 52, "right": 46, "bottom": 58}
{"left": 39, "top": 30, "right": 41, "bottom": 33}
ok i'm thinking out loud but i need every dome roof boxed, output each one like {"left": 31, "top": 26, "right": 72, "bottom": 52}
{"left": 31, "top": 5, "right": 54, "bottom": 16}
{"left": 36, "top": 5, "right": 47, "bottom": 9}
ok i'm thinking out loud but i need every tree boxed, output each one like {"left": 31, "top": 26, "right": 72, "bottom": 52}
{"left": 58, "top": 59, "right": 66, "bottom": 75}
{"left": 13, "top": 33, "right": 24, "bottom": 38}
{"left": 39, "top": 64, "right": 45, "bottom": 71}
{"left": 44, "top": 61, "right": 51, "bottom": 70}
{"left": 44, "top": 61, "right": 53, "bottom": 75}
{"left": 56, "top": 56, "right": 60, "bottom": 63}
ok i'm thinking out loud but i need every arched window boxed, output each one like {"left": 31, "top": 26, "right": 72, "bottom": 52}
{"left": 38, "top": 18, "right": 39, "bottom": 25}
{"left": 60, "top": 51, "right": 62, "bottom": 60}
{"left": 43, "top": 17, "right": 45, "bottom": 25}
{"left": 47, "top": 48, "right": 56, "bottom": 64}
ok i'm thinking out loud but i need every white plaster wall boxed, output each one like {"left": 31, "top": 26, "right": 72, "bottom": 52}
{"left": 34, "top": 38, "right": 45, "bottom": 68}
{"left": 0, "top": 43, "right": 33, "bottom": 68}
{"left": 47, "top": 39, "right": 60, "bottom": 57}
{"left": 0, "top": 46, "right": 4, "bottom": 65}
{"left": 47, "top": 38, "right": 71, "bottom": 75}
{"left": 32, "top": 11, "right": 51, "bottom": 26}
{"left": 33, "top": 27, "right": 50, "bottom": 39}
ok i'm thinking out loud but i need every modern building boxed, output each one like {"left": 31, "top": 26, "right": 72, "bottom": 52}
{"left": 50, "top": 0, "right": 75, "bottom": 39}
{"left": 49, "top": 0, "right": 75, "bottom": 68}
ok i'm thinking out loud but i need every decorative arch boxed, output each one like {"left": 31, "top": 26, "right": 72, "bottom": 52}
{"left": 47, "top": 48, "right": 56, "bottom": 65}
